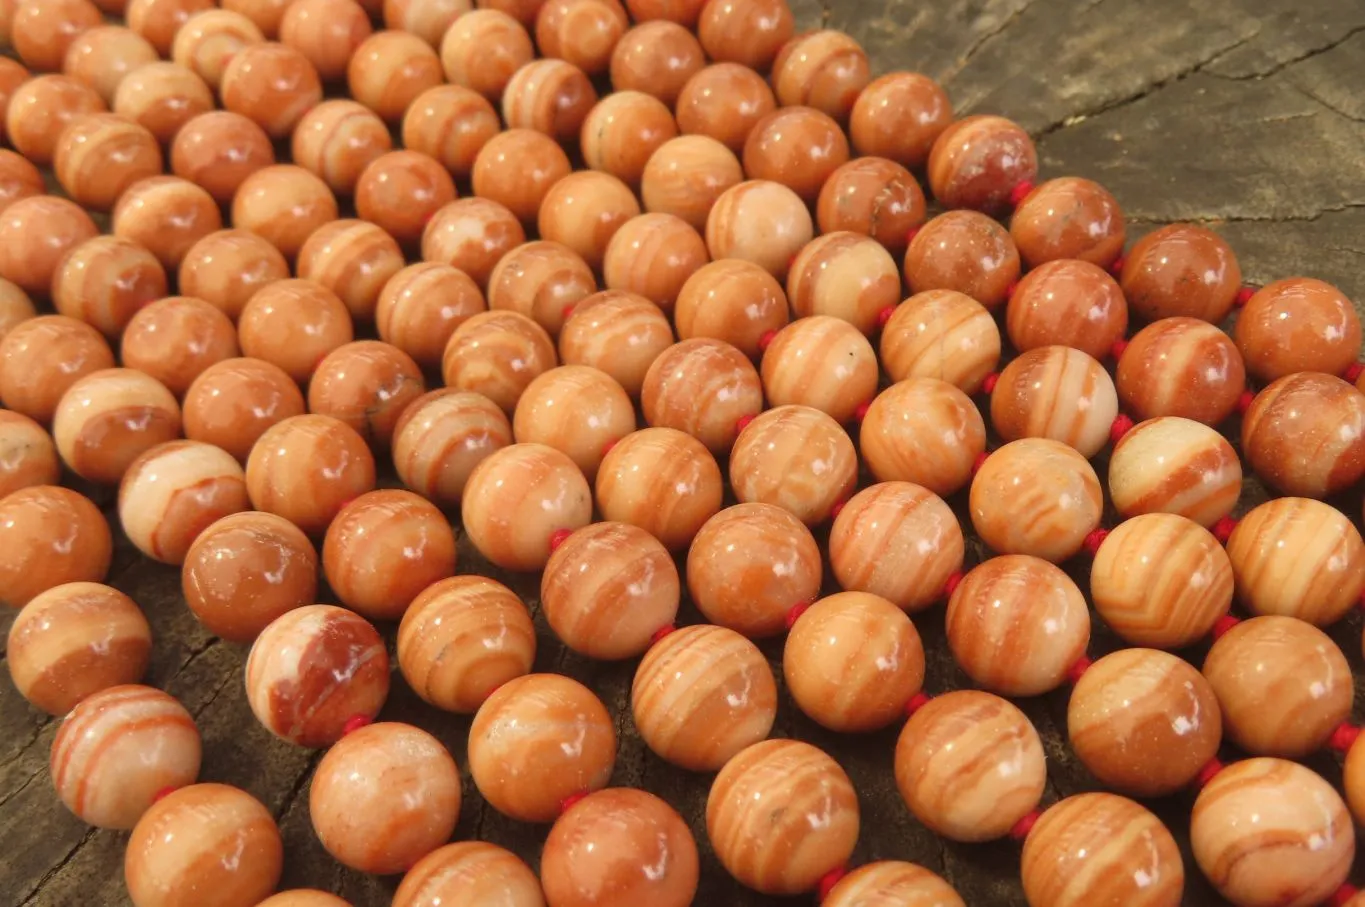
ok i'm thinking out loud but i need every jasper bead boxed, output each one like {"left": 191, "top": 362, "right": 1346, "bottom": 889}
{"left": 52, "top": 235, "right": 168, "bottom": 339}
{"left": 1236, "top": 276, "right": 1362, "bottom": 381}
{"left": 674, "top": 258, "right": 787, "bottom": 359}
{"left": 675, "top": 62, "right": 776, "bottom": 153}
{"left": 896, "top": 690, "right": 1046, "bottom": 841}
{"left": 125, "top": 0, "right": 214, "bottom": 54}
{"left": 218, "top": 42, "right": 320, "bottom": 140}
{"left": 1068, "top": 648, "right": 1222, "bottom": 796}
{"left": 610, "top": 21, "right": 704, "bottom": 106}
{"left": 603, "top": 213, "right": 708, "bottom": 313}
{"left": 246, "top": 604, "right": 389, "bottom": 746}
{"left": 394, "top": 843, "right": 544, "bottom": 907}
{"left": 63, "top": 25, "right": 158, "bottom": 105}
{"left": 118, "top": 440, "right": 249, "bottom": 565}
{"left": 471, "top": 128, "right": 572, "bottom": 224}
{"left": 823, "top": 862, "right": 966, "bottom": 907}
{"left": 6, "top": 581, "right": 143, "bottom": 712}
{"left": 182, "top": 359, "right": 305, "bottom": 462}
{"left": 0, "top": 276, "right": 34, "bottom": 341}
{"left": 278, "top": 0, "right": 371, "bottom": 84}
{"left": 850, "top": 72, "right": 953, "bottom": 169}
{"left": 51, "top": 685, "right": 201, "bottom": 829}
{"left": 631, "top": 624, "right": 776, "bottom": 771}
{"left": 786, "top": 592, "right": 925, "bottom": 733}
{"left": 595, "top": 427, "right": 722, "bottom": 551}
{"left": 696, "top": 0, "right": 793, "bottom": 72}
{"left": 171, "top": 111, "right": 276, "bottom": 205}
{"left": 582, "top": 92, "right": 678, "bottom": 190}
{"left": 0, "top": 412, "right": 58, "bottom": 499}
{"left": 0, "top": 149, "right": 44, "bottom": 217}
{"left": 640, "top": 135, "right": 742, "bottom": 233}
{"left": 397, "top": 576, "right": 535, "bottom": 714}
{"left": 557, "top": 292, "right": 672, "bottom": 397}
{"left": 473, "top": 0, "right": 543, "bottom": 26}
{"left": 742, "top": 106, "right": 848, "bottom": 203}
{"left": 347, "top": 30, "right": 442, "bottom": 124}
{"left": 535, "top": 0, "right": 627, "bottom": 75}
{"left": 1192, "top": 759, "right": 1352, "bottom": 907}
{"left": 488, "top": 239, "right": 598, "bottom": 337}
{"left": 816, "top": 157, "right": 927, "bottom": 258}
{"left": 392, "top": 390, "right": 511, "bottom": 508}
{"left": 1022, "top": 793, "right": 1184, "bottom": 907}
{"left": 172, "top": 9, "right": 264, "bottom": 89}
{"left": 1120, "top": 223, "right": 1242, "bottom": 323}
{"left": 53, "top": 368, "right": 182, "bottom": 485}
{"left": 772, "top": 30, "right": 869, "bottom": 122}
{"left": 179, "top": 230, "right": 291, "bottom": 322}
{"left": 121, "top": 297, "right": 241, "bottom": 396}
{"left": 1007, "top": 259, "right": 1128, "bottom": 360}
{"left": 0, "top": 195, "right": 99, "bottom": 295}
{"left": 468, "top": 673, "right": 617, "bottom": 822}
{"left": 402, "top": 86, "right": 499, "bottom": 182}
{"left": 221, "top": 0, "right": 292, "bottom": 37}
{"left": 112, "top": 62, "right": 215, "bottom": 145}
{"left": 1204, "top": 615, "right": 1352, "bottom": 758}
{"left": 462, "top": 442, "right": 592, "bottom": 571}
{"left": 502, "top": 57, "right": 596, "bottom": 143}
{"left": 259, "top": 894, "right": 352, "bottom": 907}
{"left": 622, "top": 0, "right": 705, "bottom": 25}
{"left": 881, "top": 290, "right": 999, "bottom": 394}
{"left": 385, "top": 0, "right": 471, "bottom": 47}
{"left": 5, "top": 74, "right": 105, "bottom": 167}
{"left": 904, "top": 210, "right": 1020, "bottom": 310}
{"left": 513, "top": 365, "right": 635, "bottom": 478}
{"left": 1109, "top": 417, "right": 1241, "bottom": 526}
{"left": 990, "top": 346, "right": 1118, "bottom": 459}
{"left": 422, "top": 198, "right": 527, "bottom": 289}
{"left": 543, "top": 788, "right": 699, "bottom": 907}
{"left": 1116, "top": 316, "right": 1247, "bottom": 425}
{"left": 14, "top": 0, "right": 101, "bottom": 72}
{"left": 237, "top": 279, "right": 355, "bottom": 384}
{"left": 114, "top": 175, "right": 222, "bottom": 270}
{"left": 862, "top": 378, "right": 986, "bottom": 496}
{"left": 971, "top": 439, "right": 1103, "bottom": 562}
{"left": 232, "top": 165, "right": 338, "bottom": 262}
{"left": 1011, "top": 177, "right": 1126, "bottom": 268}
{"left": 538, "top": 171, "right": 639, "bottom": 273}
{"left": 928, "top": 115, "right": 1038, "bottom": 213}
{"left": 706, "top": 180, "right": 816, "bottom": 281}
{"left": 440, "top": 9, "right": 533, "bottom": 102}
{"left": 125, "top": 784, "right": 282, "bottom": 907}
{"left": 377, "top": 263, "right": 486, "bottom": 370}
{"left": 290, "top": 101, "right": 391, "bottom": 197}
{"left": 642, "top": 338, "right": 764, "bottom": 453}
{"left": 0, "top": 315, "right": 114, "bottom": 422}
{"left": 731, "top": 405, "right": 856, "bottom": 525}
{"left": 355, "top": 150, "right": 458, "bottom": 247}
{"left": 309, "top": 341, "right": 426, "bottom": 448}
{"left": 1346, "top": 737, "right": 1365, "bottom": 828}
{"left": 182, "top": 511, "right": 317, "bottom": 642}
{"left": 296, "top": 221, "right": 404, "bottom": 324}
{"left": 687, "top": 503, "right": 821, "bottom": 638}
{"left": 787, "top": 232, "right": 900, "bottom": 334}
{"left": 762, "top": 316, "right": 878, "bottom": 424}
{"left": 1242, "top": 372, "right": 1365, "bottom": 497}
{"left": 441, "top": 310, "right": 557, "bottom": 413}
{"left": 707, "top": 739, "right": 859, "bottom": 895}
{"left": 245, "top": 415, "right": 376, "bottom": 535}
{"left": 0, "top": 59, "right": 26, "bottom": 145}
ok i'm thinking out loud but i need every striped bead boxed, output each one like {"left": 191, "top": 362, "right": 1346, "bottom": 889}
{"left": 823, "top": 861, "right": 965, "bottom": 907}
{"left": 1005, "top": 259, "right": 1127, "bottom": 361}
{"left": 488, "top": 240, "right": 597, "bottom": 337}
{"left": 970, "top": 438, "right": 1102, "bottom": 562}
{"left": 880, "top": 289, "right": 1000, "bottom": 395}
{"left": 787, "top": 231, "right": 900, "bottom": 335}
{"left": 861, "top": 377, "right": 985, "bottom": 496}
{"left": 705, "top": 179, "right": 812, "bottom": 280}
{"left": 1109, "top": 417, "right": 1241, "bottom": 527}
{"left": 441, "top": 311, "right": 558, "bottom": 414}
{"left": 990, "top": 345, "right": 1118, "bottom": 459}
{"left": 642, "top": 338, "right": 763, "bottom": 453}
{"left": 558, "top": 290, "right": 675, "bottom": 398}
{"left": 730, "top": 404, "right": 857, "bottom": 525}
{"left": 394, "top": 842, "right": 543, "bottom": 907}
{"left": 594, "top": 427, "right": 723, "bottom": 551}
{"left": 761, "top": 315, "right": 878, "bottom": 424}
{"left": 513, "top": 365, "right": 636, "bottom": 479}
{"left": 462, "top": 442, "right": 592, "bottom": 572}
{"left": 118, "top": 440, "right": 249, "bottom": 566}
{"left": 1241, "top": 372, "right": 1365, "bottom": 498}
{"left": 52, "top": 365, "right": 182, "bottom": 483}
{"left": 1116, "top": 317, "right": 1246, "bottom": 425}
{"left": 296, "top": 219, "right": 404, "bottom": 321}
{"left": 392, "top": 389, "right": 511, "bottom": 507}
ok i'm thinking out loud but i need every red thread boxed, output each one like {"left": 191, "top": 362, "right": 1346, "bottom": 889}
{"left": 1211, "top": 615, "right": 1241, "bottom": 640}
{"left": 342, "top": 714, "right": 371, "bottom": 736}
{"left": 1108, "top": 255, "right": 1126, "bottom": 277}
{"left": 601, "top": 438, "right": 619, "bottom": 459}
{"left": 1360, "top": 589, "right": 1365, "bottom": 613}
{"left": 830, "top": 499, "right": 847, "bottom": 520}
{"left": 1008, "top": 180, "right": 1035, "bottom": 208}
{"left": 757, "top": 329, "right": 777, "bottom": 352}
{"left": 1235, "top": 286, "right": 1256, "bottom": 307}
{"left": 152, "top": 786, "right": 178, "bottom": 803}
{"left": 876, "top": 306, "right": 896, "bottom": 328}
{"left": 971, "top": 451, "right": 989, "bottom": 476}
{"left": 1329, "top": 884, "right": 1361, "bottom": 907}
{"left": 1195, "top": 758, "right": 1225, "bottom": 790}
{"left": 1346, "top": 362, "right": 1364, "bottom": 384}
{"left": 1110, "top": 338, "right": 1129, "bottom": 361}
{"left": 817, "top": 866, "right": 848, "bottom": 902}
{"left": 1082, "top": 528, "right": 1109, "bottom": 556}
{"left": 1211, "top": 516, "right": 1238, "bottom": 545}
{"left": 1236, "top": 389, "right": 1255, "bottom": 415}
{"left": 1005, "top": 280, "right": 1019, "bottom": 299}
{"left": 1066, "top": 656, "right": 1093, "bottom": 685}
{"left": 649, "top": 624, "right": 676, "bottom": 646}
{"left": 548, "top": 528, "right": 573, "bottom": 552}
{"left": 905, "top": 225, "right": 922, "bottom": 246}
{"left": 1008, "top": 810, "right": 1041, "bottom": 842}
{"left": 735, "top": 413, "right": 755, "bottom": 435}
{"left": 981, "top": 372, "right": 999, "bottom": 395}
{"left": 944, "top": 571, "right": 964, "bottom": 599}
{"left": 854, "top": 401, "right": 872, "bottom": 423}
{"left": 1329, "top": 723, "right": 1361, "bottom": 754}
{"left": 785, "top": 601, "right": 812, "bottom": 630}
{"left": 562, "top": 303, "right": 577, "bottom": 321}
{"left": 1109, "top": 414, "right": 1135, "bottom": 445}
{"left": 560, "top": 792, "right": 588, "bottom": 814}
{"left": 904, "top": 692, "right": 933, "bottom": 717}
{"left": 788, "top": 253, "right": 799, "bottom": 274}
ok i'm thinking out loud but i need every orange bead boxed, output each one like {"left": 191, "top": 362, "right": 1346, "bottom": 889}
{"left": 308, "top": 340, "right": 425, "bottom": 447}
{"left": 771, "top": 29, "right": 869, "bottom": 121}
{"left": 0, "top": 194, "right": 99, "bottom": 295}
{"left": 1011, "top": 177, "right": 1125, "bottom": 269}
{"left": 558, "top": 291, "right": 673, "bottom": 397}
{"left": 1006, "top": 259, "right": 1129, "bottom": 361}
{"left": 220, "top": 42, "right": 321, "bottom": 139}
{"left": 296, "top": 219, "right": 405, "bottom": 321}
{"left": 1115, "top": 316, "right": 1247, "bottom": 425}
{"left": 121, "top": 296, "right": 241, "bottom": 396}
{"left": 538, "top": 170, "right": 640, "bottom": 272}
{"left": 232, "top": 165, "right": 338, "bottom": 262}
{"left": 114, "top": 175, "right": 223, "bottom": 270}
{"left": 861, "top": 378, "right": 986, "bottom": 496}
{"left": 422, "top": 197, "right": 527, "bottom": 289}
{"left": 0, "top": 276, "right": 34, "bottom": 343}
{"left": 642, "top": 338, "right": 764, "bottom": 453}
{"left": 881, "top": 289, "right": 999, "bottom": 394}
{"left": 675, "top": 62, "right": 776, "bottom": 153}
{"left": 470, "top": 128, "right": 572, "bottom": 224}
{"left": 0, "top": 59, "right": 29, "bottom": 147}
{"left": 118, "top": 440, "right": 250, "bottom": 565}
{"left": 245, "top": 414, "right": 376, "bottom": 534}
{"left": 488, "top": 239, "right": 597, "bottom": 337}
{"left": 53, "top": 368, "right": 182, "bottom": 485}
{"left": 384, "top": 0, "right": 472, "bottom": 47}
{"left": 0, "top": 148, "right": 44, "bottom": 217}
{"left": 513, "top": 365, "right": 635, "bottom": 478}
{"left": 63, "top": 25, "right": 158, "bottom": 105}
{"left": 1237, "top": 276, "right": 1361, "bottom": 382}
{"left": 730, "top": 404, "right": 856, "bottom": 525}
{"left": 787, "top": 232, "right": 900, "bottom": 334}
{"left": 355, "top": 149, "right": 457, "bottom": 247}
{"left": 673, "top": 258, "right": 787, "bottom": 359}
{"left": 113, "top": 61, "right": 215, "bottom": 145}
{"left": 815, "top": 156, "right": 927, "bottom": 258}
{"left": 6, "top": 73, "right": 105, "bottom": 167}
{"left": 609, "top": 20, "right": 704, "bottom": 106}
{"left": 290, "top": 100, "right": 393, "bottom": 197}
{"left": 1345, "top": 736, "right": 1365, "bottom": 828}
{"left": 52, "top": 234, "right": 168, "bottom": 339}
{"left": 502, "top": 57, "right": 597, "bottom": 143}
{"left": 0, "top": 411, "right": 59, "bottom": 499}
{"left": 376, "top": 263, "right": 486, "bottom": 370}
{"left": 402, "top": 84, "right": 500, "bottom": 180}
{"left": 441, "top": 310, "right": 557, "bottom": 413}
{"left": 438, "top": 8, "right": 534, "bottom": 103}
{"left": 237, "top": 279, "right": 355, "bottom": 384}
{"left": 621, "top": 0, "right": 704, "bottom": 25}
{"left": 927, "top": 114, "right": 1037, "bottom": 213}
{"left": 171, "top": 111, "right": 276, "bottom": 205}
{"left": 849, "top": 72, "right": 953, "bottom": 169}
{"left": 904, "top": 209, "right": 1020, "bottom": 310}
{"left": 640, "top": 135, "right": 742, "bottom": 233}
{"left": 179, "top": 229, "right": 290, "bottom": 322}
{"left": 970, "top": 439, "right": 1103, "bottom": 562}
{"left": 0, "top": 315, "right": 115, "bottom": 423}
{"left": 392, "top": 389, "right": 511, "bottom": 507}
{"left": 280, "top": 0, "right": 372, "bottom": 82}
{"left": 1109, "top": 417, "right": 1241, "bottom": 526}
{"left": 581, "top": 90, "right": 677, "bottom": 187}
{"left": 258, "top": 893, "right": 352, "bottom": 907}
{"left": 534, "top": 0, "right": 627, "bottom": 75}
{"left": 171, "top": 9, "right": 264, "bottom": 90}
{"left": 706, "top": 179, "right": 813, "bottom": 280}
{"left": 990, "top": 346, "right": 1118, "bottom": 459}
{"left": 394, "top": 843, "right": 543, "bottom": 907}
{"left": 13, "top": 0, "right": 102, "bottom": 72}
{"left": 221, "top": 0, "right": 292, "bottom": 37}
{"left": 762, "top": 315, "right": 878, "bottom": 424}
{"left": 824, "top": 862, "right": 965, "bottom": 907}
{"left": 695, "top": 0, "right": 793, "bottom": 72}
{"left": 126, "top": 0, "right": 214, "bottom": 54}
{"left": 461, "top": 442, "right": 592, "bottom": 571}
{"left": 1241, "top": 372, "right": 1365, "bottom": 498}
{"left": 348, "top": 29, "right": 443, "bottom": 123}
{"left": 1120, "top": 223, "right": 1241, "bottom": 323}
{"left": 182, "top": 358, "right": 305, "bottom": 463}
{"left": 603, "top": 213, "right": 708, "bottom": 313}
{"left": 595, "top": 426, "right": 722, "bottom": 551}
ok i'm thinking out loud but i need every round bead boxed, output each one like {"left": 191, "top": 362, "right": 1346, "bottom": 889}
{"left": 761, "top": 315, "right": 878, "bottom": 424}
{"left": 118, "top": 440, "right": 249, "bottom": 565}
{"left": 179, "top": 230, "right": 290, "bottom": 322}
{"left": 126, "top": 0, "right": 214, "bottom": 54}
{"left": 742, "top": 106, "right": 848, "bottom": 204}
{"left": 642, "top": 338, "right": 763, "bottom": 453}
{"left": 1022, "top": 793, "right": 1184, "bottom": 907}
{"left": 258, "top": 893, "right": 352, "bottom": 907}
{"left": 488, "top": 239, "right": 598, "bottom": 337}
{"left": 785, "top": 591, "right": 924, "bottom": 733}
{"left": 673, "top": 258, "right": 787, "bottom": 358}
{"left": 730, "top": 405, "right": 856, "bottom": 525}
{"left": 392, "top": 390, "right": 511, "bottom": 507}
{"left": 0, "top": 194, "right": 99, "bottom": 295}
{"left": 1116, "top": 316, "right": 1247, "bottom": 425}
{"left": 220, "top": 42, "right": 320, "bottom": 139}
{"left": 610, "top": 21, "right": 703, "bottom": 106}
{"left": 1011, "top": 177, "right": 1125, "bottom": 268}
{"left": 422, "top": 197, "right": 527, "bottom": 289}
{"left": 13, "top": 0, "right": 102, "bottom": 73}
{"left": 904, "top": 209, "right": 1020, "bottom": 310}
{"left": 438, "top": 8, "right": 534, "bottom": 102}
{"left": 928, "top": 115, "right": 1037, "bottom": 212}
{"left": 1345, "top": 737, "right": 1365, "bottom": 828}
{"left": 0, "top": 315, "right": 114, "bottom": 422}
{"left": 221, "top": 0, "right": 292, "bottom": 37}
{"left": 631, "top": 623, "right": 775, "bottom": 771}
{"left": 970, "top": 439, "right": 1103, "bottom": 562}
{"left": 63, "top": 25, "right": 158, "bottom": 105}
{"left": 1192, "top": 759, "right": 1352, "bottom": 907}
{"left": 558, "top": 291, "right": 673, "bottom": 398}
{"left": 0, "top": 411, "right": 58, "bottom": 499}
{"left": 1109, "top": 417, "right": 1241, "bottom": 526}
{"left": 279, "top": 0, "right": 371, "bottom": 83}
{"left": 120, "top": 296, "right": 241, "bottom": 396}
{"left": 849, "top": 72, "right": 953, "bottom": 169}
{"left": 244, "top": 414, "right": 376, "bottom": 534}
{"left": 0, "top": 483, "right": 109, "bottom": 606}
{"left": 394, "top": 843, "right": 543, "bottom": 907}
{"left": 402, "top": 85, "right": 500, "bottom": 181}
{"left": 771, "top": 29, "right": 868, "bottom": 121}
{"left": 441, "top": 310, "right": 557, "bottom": 413}
{"left": 114, "top": 175, "right": 222, "bottom": 269}
{"left": 297, "top": 220, "right": 405, "bottom": 322}
{"left": 307, "top": 332, "right": 424, "bottom": 435}
{"left": 695, "top": 0, "right": 793, "bottom": 71}
{"left": 1068, "top": 648, "right": 1221, "bottom": 797}
{"left": 535, "top": 0, "right": 627, "bottom": 76}
{"left": 51, "top": 684, "right": 201, "bottom": 829}
{"left": 640, "top": 135, "right": 742, "bottom": 233}
{"left": 513, "top": 365, "right": 635, "bottom": 478}
{"left": 183, "top": 359, "right": 305, "bottom": 462}
{"left": 471, "top": 127, "right": 572, "bottom": 224}
{"left": 6, "top": 73, "right": 106, "bottom": 167}
{"left": 1120, "top": 223, "right": 1241, "bottom": 323}
{"left": 585, "top": 95, "right": 680, "bottom": 194}
{"left": 397, "top": 576, "right": 535, "bottom": 714}
{"left": 824, "top": 862, "right": 965, "bottom": 907}
{"left": 0, "top": 281, "right": 34, "bottom": 347}
{"left": 595, "top": 426, "right": 722, "bottom": 551}
{"left": 385, "top": 0, "right": 471, "bottom": 47}
{"left": 232, "top": 165, "right": 338, "bottom": 262}
{"left": 53, "top": 368, "right": 182, "bottom": 485}
{"left": 52, "top": 234, "right": 168, "bottom": 339}
{"left": 0, "top": 60, "right": 28, "bottom": 147}
{"left": 112, "top": 61, "right": 215, "bottom": 145}
{"left": 182, "top": 511, "right": 317, "bottom": 642}
{"left": 622, "top": 0, "right": 705, "bottom": 25}
{"left": 1236, "top": 276, "right": 1362, "bottom": 382}
{"left": 1203, "top": 615, "right": 1352, "bottom": 758}
{"left": 462, "top": 442, "right": 592, "bottom": 571}
{"left": 468, "top": 673, "right": 616, "bottom": 822}
{"left": 602, "top": 213, "right": 708, "bottom": 313}
{"left": 502, "top": 57, "right": 596, "bottom": 143}
{"left": 171, "top": 111, "right": 276, "bottom": 206}
{"left": 1226, "top": 497, "right": 1365, "bottom": 626}
{"left": 237, "top": 279, "right": 355, "bottom": 384}
{"left": 377, "top": 263, "right": 486, "bottom": 370}
{"left": 707, "top": 739, "right": 858, "bottom": 895}
{"left": 347, "top": 29, "right": 442, "bottom": 124}
{"left": 125, "top": 784, "right": 282, "bottom": 907}
{"left": 1006, "top": 259, "right": 1128, "bottom": 360}
{"left": 245, "top": 604, "right": 389, "bottom": 746}
{"left": 896, "top": 690, "right": 1045, "bottom": 841}
{"left": 171, "top": 9, "right": 264, "bottom": 90}
{"left": 990, "top": 346, "right": 1118, "bottom": 459}
{"left": 675, "top": 62, "right": 776, "bottom": 153}
{"left": 787, "top": 232, "right": 900, "bottom": 334}
{"left": 881, "top": 290, "right": 999, "bottom": 394}
{"left": 947, "top": 554, "right": 1090, "bottom": 696}
{"left": 6, "top": 580, "right": 143, "bottom": 712}
{"left": 861, "top": 377, "right": 986, "bottom": 496}
{"left": 355, "top": 149, "right": 457, "bottom": 247}
{"left": 687, "top": 502, "right": 821, "bottom": 638}
{"left": 1242, "top": 372, "right": 1365, "bottom": 497}
{"left": 0, "top": 149, "right": 44, "bottom": 217}
{"left": 542, "top": 788, "right": 698, "bottom": 907}
{"left": 815, "top": 157, "right": 927, "bottom": 258}
{"left": 290, "top": 100, "right": 391, "bottom": 197}
{"left": 705, "top": 179, "right": 813, "bottom": 281}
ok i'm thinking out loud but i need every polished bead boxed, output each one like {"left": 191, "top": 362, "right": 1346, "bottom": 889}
{"left": 63, "top": 25, "right": 158, "bottom": 105}
{"left": 402, "top": 85, "right": 500, "bottom": 181}
{"left": 471, "top": 128, "right": 572, "bottom": 224}
{"left": 603, "top": 213, "right": 707, "bottom": 313}
{"left": 1011, "top": 177, "right": 1125, "bottom": 268}
{"left": 0, "top": 315, "right": 114, "bottom": 423}
{"left": 621, "top": 0, "right": 704, "bottom": 25}
{"left": 771, "top": 29, "right": 868, "bottom": 121}
{"left": 502, "top": 57, "right": 596, "bottom": 143}
{"left": 610, "top": 20, "right": 703, "bottom": 106}
{"left": 0, "top": 194, "right": 99, "bottom": 295}
{"left": 290, "top": 100, "right": 391, "bottom": 197}
{"left": 673, "top": 258, "right": 787, "bottom": 359}
{"left": 1235, "top": 276, "right": 1361, "bottom": 382}
{"left": 171, "top": 111, "right": 276, "bottom": 205}
{"left": 904, "top": 209, "right": 1020, "bottom": 311}
{"left": 385, "top": 0, "right": 472, "bottom": 47}
{"left": 468, "top": 673, "right": 616, "bottom": 822}
{"left": 258, "top": 893, "right": 352, "bottom": 907}
{"left": 1006, "top": 259, "right": 1128, "bottom": 361}
{"left": 787, "top": 231, "right": 900, "bottom": 334}
{"left": 422, "top": 197, "right": 527, "bottom": 290}
{"left": 118, "top": 440, "right": 249, "bottom": 565}
{"left": 695, "top": 0, "right": 793, "bottom": 72}
{"left": 394, "top": 843, "right": 544, "bottom": 907}
{"left": 990, "top": 346, "right": 1118, "bottom": 459}
{"left": 113, "top": 61, "right": 215, "bottom": 145}
{"left": 245, "top": 414, "right": 376, "bottom": 534}
{"left": 237, "top": 279, "right": 354, "bottom": 384}
{"left": 245, "top": 604, "right": 389, "bottom": 746}
{"left": 441, "top": 10, "right": 533, "bottom": 104}
{"left": 0, "top": 411, "right": 58, "bottom": 499}
{"left": 179, "top": 230, "right": 290, "bottom": 322}
{"left": 182, "top": 359, "right": 305, "bottom": 462}
{"left": 121, "top": 297, "right": 241, "bottom": 397}
{"left": 743, "top": 105, "right": 848, "bottom": 203}
{"left": 279, "top": 0, "right": 371, "bottom": 83}
{"left": 815, "top": 157, "right": 926, "bottom": 258}
{"left": 1242, "top": 372, "right": 1365, "bottom": 497}
{"left": 171, "top": 9, "right": 264, "bottom": 89}
{"left": 539, "top": 168, "right": 639, "bottom": 288}
{"left": 823, "top": 862, "right": 965, "bottom": 907}
{"left": 642, "top": 338, "right": 764, "bottom": 453}
{"left": 308, "top": 340, "right": 425, "bottom": 448}
{"left": 707, "top": 739, "right": 858, "bottom": 895}
{"left": 5, "top": 73, "right": 105, "bottom": 166}
{"left": 52, "top": 234, "right": 168, "bottom": 339}
{"left": 347, "top": 29, "right": 443, "bottom": 124}
{"left": 0, "top": 149, "right": 44, "bottom": 217}
{"left": 675, "top": 62, "right": 776, "bottom": 153}
{"left": 641, "top": 135, "right": 744, "bottom": 233}
{"left": 377, "top": 263, "right": 486, "bottom": 370}
{"left": 222, "top": 0, "right": 292, "bottom": 37}
{"left": 392, "top": 390, "right": 510, "bottom": 507}
{"left": 970, "top": 439, "right": 1103, "bottom": 562}
{"left": 535, "top": 0, "right": 627, "bottom": 76}
{"left": 296, "top": 220, "right": 404, "bottom": 323}
{"left": 12, "top": 0, "right": 101, "bottom": 72}
{"left": 114, "top": 175, "right": 222, "bottom": 269}
{"left": 595, "top": 426, "right": 722, "bottom": 551}
{"left": 0, "top": 276, "right": 34, "bottom": 343}
{"left": 730, "top": 405, "right": 855, "bottom": 525}
{"left": 441, "top": 310, "right": 557, "bottom": 413}
{"left": 849, "top": 72, "right": 952, "bottom": 169}
{"left": 928, "top": 115, "right": 1037, "bottom": 213}
{"left": 220, "top": 42, "right": 320, "bottom": 139}
{"left": 53, "top": 368, "right": 181, "bottom": 485}
{"left": 472, "top": 0, "right": 543, "bottom": 26}
{"left": 232, "top": 165, "right": 338, "bottom": 262}
{"left": 1109, "top": 417, "right": 1240, "bottom": 526}
{"left": 1116, "top": 316, "right": 1246, "bottom": 425}
{"left": 581, "top": 92, "right": 677, "bottom": 191}
{"left": 881, "top": 290, "right": 999, "bottom": 394}
{"left": 355, "top": 149, "right": 457, "bottom": 247}
{"left": 513, "top": 365, "right": 635, "bottom": 478}
{"left": 556, "top": 292, "right": 672, "bottom": 397}
{"left": 762, "top": 315, "right": 878, "bottom": 424}
{"left": 1345, "top": 736, "right": 1365, "bottom": 829}
{"left": 126, "top": 0, "right": 213, "bottom": 54}
{"left": 488, "top": 239, "right": 598, "bottom": 337}
{"left": 0, "top": 59, "right": 28, "bottom": 147}
{"left": 461, "top": 442, "right": 592, "bottom": 571}
{"left": 862, "top": 378, "right": 985, "bottom": 496}
{"left": 1120, "top": 223, "right": 1241, "bottom": 323}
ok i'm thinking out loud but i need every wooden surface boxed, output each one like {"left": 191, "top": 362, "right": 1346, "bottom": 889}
{"left": 6, "top": 1, "right": 1365, "bottom": 905}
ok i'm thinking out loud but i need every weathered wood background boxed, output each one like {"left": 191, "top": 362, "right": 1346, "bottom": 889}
{"left": 5, "top": 0, "right": 1365, "bottom": 904}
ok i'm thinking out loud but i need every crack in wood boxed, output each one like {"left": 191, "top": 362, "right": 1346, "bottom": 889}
{"left": 17, "top": 827, "right": 98, "bottom": 907}
{"left": 1289, "top": 83, "right": 1365, "bottom": 124}
{"left": 0, "top": 763, "right": 44, "bottom": 811}
{"left": 940, "top": 0, "right": 1040, "bottom": 85}
{"left": 274, "top": 749, "right": 323, "bottom": 822}
{"left": 1207, "top": 22, "right": 1365, "bottom": 81}
{"left": 1127, "top": 202, "right": 1365, "bottom": 226}
{"left": 191, "top": 670, "right": 236, "bottom": 721}
{"left": 0, "top": 716, "right": 54, "bottom": 772}
{"left": 168, "top": 636, "right": 223, "bottom": 684}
